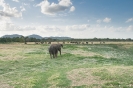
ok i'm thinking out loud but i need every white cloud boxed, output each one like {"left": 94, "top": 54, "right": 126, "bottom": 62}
{"left": 12, "top": 0, "right": 19, "bottom": 2}
{"left": 0, "top": 10, "right": 13, "bottom": 31}
{"left": 70, "top": 6, "right": 75, "bottom": 12}
{"left": 0, "top": 0, "right": 22, "bottom": 18}
{"left": 42, "top": 25, "right": 63, "bottom": 32}
{"left": 0, "top": 22, "right": 132, "bottom": 38}
{"left": 127, "top": 25, "right": 133, "bottom": 31}
{"left": 0, "top": 22, "right": 90, "bottom": 37}
{"left": 23, "top": 3, "right": 29, "bottom": 6}
{"left": 103, "top": 17, "right": 111, "bottom": 23}
{"left": 66, "top": 24, "right": 90, "bottom": 31}
{"left": 29, "top": 0, "right": 34, "bottom": 1}
{"left": 59, "top": 0, "right": 72, "bottom": 6}
{"left": 114, "top": 27, "right": 124, "bottom": 32}
{"left": 0, "top": 21, "right": 63, "bottom": 33}
{"left": 126, "top": 18, "right": 133, "bottom": 23}
{"left": 36, "top": 0, "right": 75, "bottom": 15}
{"left": 0, "top": 15, "right": 11, "bottom": 22}
{"left": 20, "top": 6, "right": 26, "bottom": 12}
{"left": 96, "top": 19, "right": 102, "bottom": 23}
{"left": 0, "top": 0, "right": 5, "bottom": 6}
{"left": 97, "top": 18, "right": 111, "bottom": 23}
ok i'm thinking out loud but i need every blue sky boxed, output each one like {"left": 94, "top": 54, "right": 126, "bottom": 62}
{"left": 0, "top": 0, "right": 133, "bottom": 38}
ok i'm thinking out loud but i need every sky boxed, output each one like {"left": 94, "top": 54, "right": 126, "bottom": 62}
{"left": 0, "top": 0, "right": 133, "bottom": 39}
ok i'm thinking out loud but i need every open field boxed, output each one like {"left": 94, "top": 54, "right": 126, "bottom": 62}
{"left": 27, "top": 41, "right": 133, "bottom": 45}
{"left": 0, "top": 43, "right": 133, "bottom": 88}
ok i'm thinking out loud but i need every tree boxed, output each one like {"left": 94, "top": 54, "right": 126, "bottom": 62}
{"left": 21, "top": 36, "right": 28, "bottom": 44}
{"left": 0, "top": 38, "right": 7, "bottom": 43}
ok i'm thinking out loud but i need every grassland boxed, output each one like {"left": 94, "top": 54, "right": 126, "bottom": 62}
{"left": 0, "top": 43, "right": 133, "bottom": 88}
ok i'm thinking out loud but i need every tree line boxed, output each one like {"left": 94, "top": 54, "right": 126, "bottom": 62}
{"left": 0, "top": 36, "right": 132, "bottom": 44}
{"left": 0, "top": 36, "right": 57, "bottom": 44}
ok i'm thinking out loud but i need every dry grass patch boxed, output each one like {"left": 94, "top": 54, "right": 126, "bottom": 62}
{"left": 67, "top": 66, "right": 133, "bottom": 87}
{"left": 122, "top": 44, "right": 133, "bottom": 49}
{"left": 0, "top": 82, "right": 14, "bottom": 88}
{"left": 0, "top": 44, "right": 46, "bottom": 60}
{"left": 0, "top": 44, "right": 25, "bottom": 60}
{"left": 67, "top": 68, "right": 105, "bottom": 87}
{"left": 71, "top": 49, "right": 100, "bottom": 57}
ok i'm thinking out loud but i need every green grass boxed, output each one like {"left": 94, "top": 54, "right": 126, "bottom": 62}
{"left": 0, "top": 43, "right": 133, "bottom": 88}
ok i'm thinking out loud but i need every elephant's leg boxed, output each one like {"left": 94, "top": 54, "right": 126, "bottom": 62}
{"left": 58, "top": 49, "right": 61, "bottom": 55}
{"left": 60, "top": 50, "right": 61, "bottom": 55}
{"left": 55, "top": 54, "right": 56, "bottom": 58}
{"left": 55, "top": 52, "right": 58, "bottom": 58}
{"left": 50, "top": 53, "right": 52, "bottom": 59}
{"left": 53, "top": 54, "right": 55, "bottom": 58}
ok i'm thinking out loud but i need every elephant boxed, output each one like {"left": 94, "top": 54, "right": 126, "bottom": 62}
{"left": 54, "top": 44, "right": 63, "bottom": 55}
{"left": 48, "top": 44, "right": 63, "bottom": 59}
{"left": 48, "top": 44, "right": 58, "bottom": 59}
